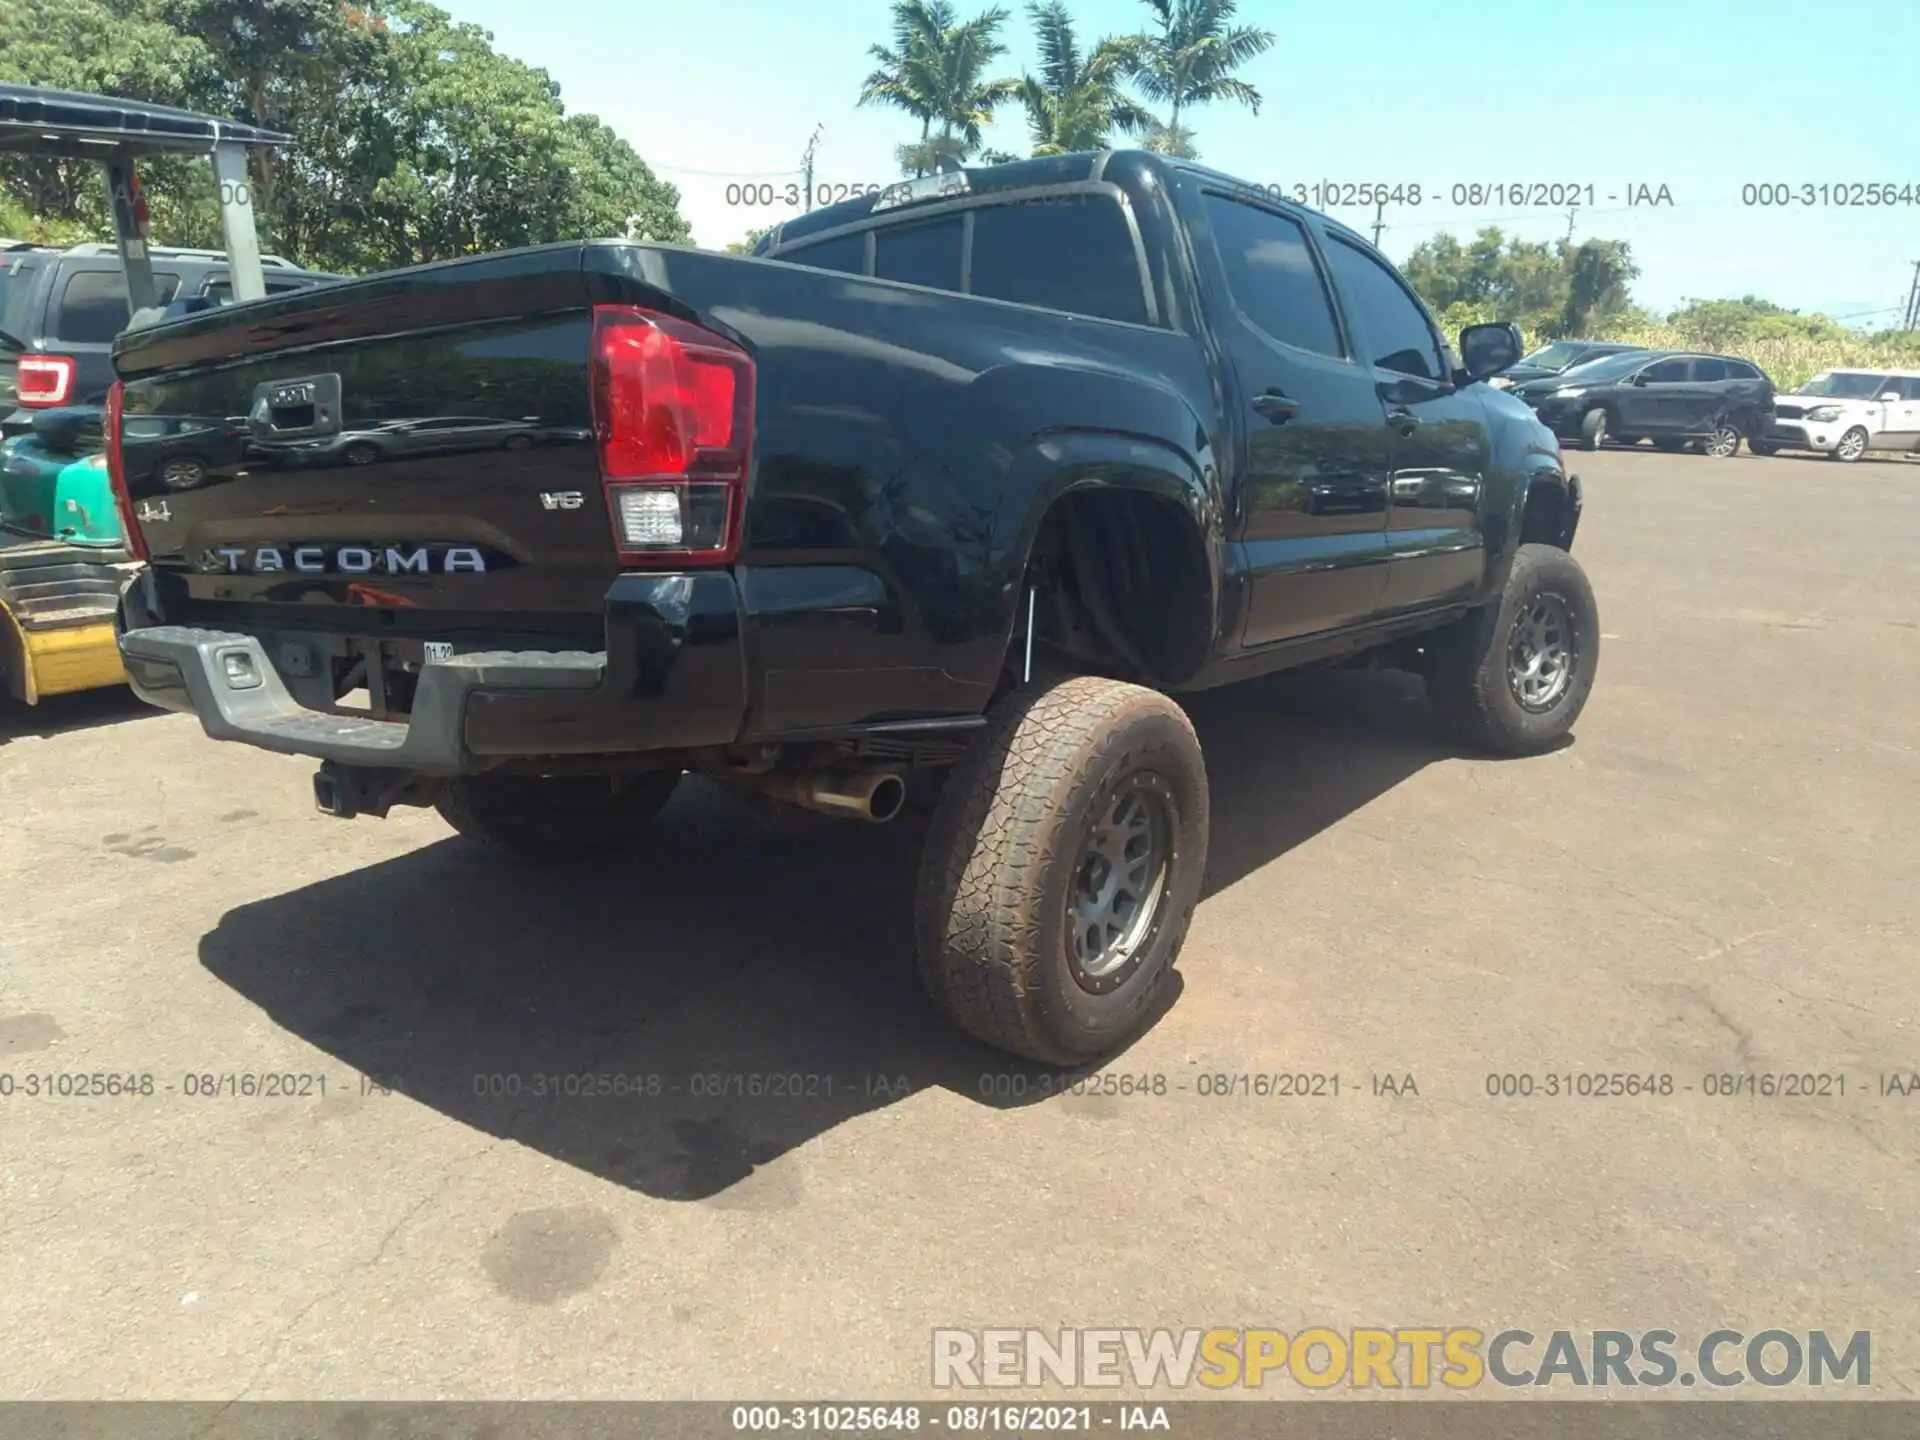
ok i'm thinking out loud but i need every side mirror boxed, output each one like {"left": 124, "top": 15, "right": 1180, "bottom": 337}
{"left": 1457, "top": 322, "right": 1522, "bottom": 382}
{"left": 1880, "top": 392, "right": 1901, "bottom": 403}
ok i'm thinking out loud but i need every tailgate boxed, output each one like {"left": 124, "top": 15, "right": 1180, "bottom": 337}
{"left": 111, "top": 243, "right": 613, "bottom": 620}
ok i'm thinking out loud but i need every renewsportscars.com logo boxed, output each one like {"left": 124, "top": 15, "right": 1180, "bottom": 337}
{"left": 931, "top": 1328, "right": 1871, "bottom": 1391}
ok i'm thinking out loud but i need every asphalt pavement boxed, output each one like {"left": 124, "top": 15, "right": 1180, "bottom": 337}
{"left": 1, "top": 447, "right": 1915, "bottom": 1401}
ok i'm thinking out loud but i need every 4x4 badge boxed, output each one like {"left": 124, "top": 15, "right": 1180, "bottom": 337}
{"left": 136, "top": 498, "right": 170, "bottom": 523}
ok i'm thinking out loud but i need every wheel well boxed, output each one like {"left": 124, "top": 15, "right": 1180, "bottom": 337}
{"left": 1018, "top": 487, "right": 1212, "bottom": 688}
{"left": 1519, "top": 481, "right": 1573, "bottom": 550}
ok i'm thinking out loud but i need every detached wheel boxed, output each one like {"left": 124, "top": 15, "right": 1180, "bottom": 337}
{"left": 1702, "top": 420, "right": 1742, "bottom": 458}
{"left": 1579, "top": 407, "right": 1610, "bottom": 450}
{"left": 916, "top": 676, "right": 1209, "bottom": 1065}
{"left": 435, "top": 769, "right": 681, "bottom": 863}
{"left": 1832, "top": 427, "right": 1869, "bottom": 463}
{"left": 1425, "top": 543, "right": 1600, "bottom": 756}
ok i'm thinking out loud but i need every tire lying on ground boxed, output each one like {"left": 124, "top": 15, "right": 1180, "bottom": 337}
{"left": 916, "top": 676, "right": 1209, "bottom": 1066}
{"left": 436, "top": 769, "right": 682, "bottom": 863}
{"left": 1424, "top": 542, "right": 1601, "bottom": 756}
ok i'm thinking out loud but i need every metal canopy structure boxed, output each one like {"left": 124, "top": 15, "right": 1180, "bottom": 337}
{"left": 0, "top": 84, "right": 290, "bottom": 309}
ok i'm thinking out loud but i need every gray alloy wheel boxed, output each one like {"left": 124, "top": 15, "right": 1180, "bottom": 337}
{"left": 1507, "top": 592, "right": 1577, "bottom": 712}
{"left": 159, "top": 456, "right": 207, "bottom": 489}
{"left": 1833, "top": 427, "right": 1869, "bottom": 463}
{"left": 1702, "top": 421, "right": 1742, "bottom": 458}
{"left": 1068, "top": 775, "right": 1175, "bottom": 993}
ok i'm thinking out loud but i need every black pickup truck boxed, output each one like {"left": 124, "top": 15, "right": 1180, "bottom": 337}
{"left": 108, "top": 151, "right": 1597, "bottom": 1065}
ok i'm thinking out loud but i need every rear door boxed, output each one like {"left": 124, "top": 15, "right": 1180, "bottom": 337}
{"left": 1317, "top": 229, "right": 1493, "bottom": 614}
{"left": 1191, "top": 189, "right": 1392, "bottom": 647}
{"left": 1872, "top": 376, "right": 1920, "bottom": 450}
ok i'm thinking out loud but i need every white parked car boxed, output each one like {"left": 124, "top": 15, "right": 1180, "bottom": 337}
{"left": 1756, "top": 369, "right": 1920, "bottom": 462}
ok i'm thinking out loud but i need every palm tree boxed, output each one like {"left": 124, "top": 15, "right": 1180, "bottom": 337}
{"left": 1137, "top": 116, "right": 1197, "bottom": 159}
{"left": 1122, "top": 0, "right": 1274, "bottom": 155}
{"left": 860, "top": 0, "right": 1021, "bottom": 177}
{"left": 1017, "top": 0, "right": 1155, "bottom": 156}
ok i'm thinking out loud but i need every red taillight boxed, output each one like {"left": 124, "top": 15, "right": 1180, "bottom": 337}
{"left": 16, "top": 354, "right": 76, "bottom": 408}
{"left": 105, "top": 381, "right": 148, "bottom": 561}
{"left": 590, "top": 303, "right": 754, "bottom": 567}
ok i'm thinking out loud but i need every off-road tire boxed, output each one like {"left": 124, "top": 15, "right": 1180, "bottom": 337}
{"left": 1579, "top": 406, "right": 1610, "bottom": 450}
{"left": 435, "top": 769, "right": 681, "bottom": 863}
{"left": 915, "top": 676, "right": 1209, "bottom": 1065}
{"left": 1424, "top": 543, "right": 1600, "bottom": 756}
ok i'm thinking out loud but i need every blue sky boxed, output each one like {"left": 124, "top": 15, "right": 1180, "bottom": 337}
{"left": 451, "top": 0, "right": 1917, "bottom": 326}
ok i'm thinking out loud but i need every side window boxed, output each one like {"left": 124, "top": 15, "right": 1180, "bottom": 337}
{"left": 1724, "top": 360, "right": 1761, "bottom": 381}
{"left": 1201, "top": 194, "right": 1342, "bottom": 358}
{"left": 53, "top": 269, "right": 182, "bottom": 343}
{"left": 1690, "top": 358, "right": 1730, "bottom": 382}
{"left": 967, "top": 194, "right": 1149, "bottom": 324}
{"left": 1892, "top": 377, "right": 1920, "bottom": 401}
{"left": 1641, "top": 358, "right": 1690, "bottom": 383}
{"left": 873, "top": 216, "right": 963, "bottom": 290}
{"left": 1323, "top": 236, "right": 1443, "bottom": 380}
{"left": 780, "top": 231, "right": 867, "bottom": 276}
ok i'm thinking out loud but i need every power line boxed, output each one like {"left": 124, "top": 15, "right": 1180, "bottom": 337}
{"left": 650, "top": 162, "right": 805, "bottom": 178}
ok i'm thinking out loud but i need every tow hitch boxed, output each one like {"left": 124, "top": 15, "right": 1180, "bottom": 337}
{"left": 312, "top": 761, "right": 439, "bottom": 819}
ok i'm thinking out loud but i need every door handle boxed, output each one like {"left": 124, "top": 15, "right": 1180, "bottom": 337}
{"left": 1386, "top": 407, "right": 1421, "bottom": 437}
{"left": 1252, "top": 390, "right": 1301, "bottom": 425}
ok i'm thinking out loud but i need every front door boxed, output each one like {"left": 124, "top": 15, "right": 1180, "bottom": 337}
{"left": 1193, "top": 190, "right": 1391, "bottom": 648}
{"left": 1616, "top": 355, "right": 1694, "bottom": 435}
{"left": 1316, "top": 230, "right": 1493, "bottom": 613}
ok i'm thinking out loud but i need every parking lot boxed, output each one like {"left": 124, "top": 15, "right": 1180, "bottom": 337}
{"left": 1, "top": 447, "right": 1915, "bottom": 1400}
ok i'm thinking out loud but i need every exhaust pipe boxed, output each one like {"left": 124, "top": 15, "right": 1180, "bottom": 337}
{"left": 756, "top": 768, "right": 908, "bottom": 824}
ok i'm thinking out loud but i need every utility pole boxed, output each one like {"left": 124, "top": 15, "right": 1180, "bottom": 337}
{"left": 1564, "top": 202, "right": 1579, "bottom": 245}
{"left": 1903, "top": 260, "right": 1920, "bottom": 331}
{"left": 1370, "top": 197, "right": 1385, "bottom": 247}
{"left": 801, "top": 124, "right": 824, "bottom": 212}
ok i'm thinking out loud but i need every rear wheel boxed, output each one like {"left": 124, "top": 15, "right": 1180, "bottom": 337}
{"left": 435, "top": 769, "right": 681, "bottom": 863}
{"left": 1832, "top": 427, "right": 1869, "bottom": 463}
{"left": 916, "top": 676, "right": 1208, "bottom": 1065}
{"left": 1579, "top": 407, "right": 1610, "bottom": 450}
{"left": 158, "top": 456, "right": 208, "bottom": 489}
{"left": 1702, "top": 421, "right": 1742, "bottom": 458}
{"left": 1425, "top": 544, "right": 1600, "bottom": 756}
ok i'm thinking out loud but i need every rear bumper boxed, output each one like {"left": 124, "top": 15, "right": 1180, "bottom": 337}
{"left": 114, "top": 569, "right": 750, "bottom": 772}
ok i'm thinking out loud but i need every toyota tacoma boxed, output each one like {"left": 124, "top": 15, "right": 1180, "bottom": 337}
{"left": 108, "top": 151, "right": 1598, "bottom": 1065}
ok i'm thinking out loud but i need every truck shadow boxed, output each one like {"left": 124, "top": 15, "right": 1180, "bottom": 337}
{"left": 199, "top": 667, "right": 1461, "bottom": 1200}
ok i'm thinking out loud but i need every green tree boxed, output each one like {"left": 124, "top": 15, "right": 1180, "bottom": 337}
{"left": 1401, "top": 226, "right": 1640, "bottom": 340}
{"left": 0, "top": 0, "right": 220, "bottom": 238}
{"left": 723, "top": 225, "right": 773, "bottom": 254}
{"left": 1121, "top": 0, "right": 1273, "bottom": 159}
{"left": 1016, "top": 1, "right": 1153, "bottom": 156}
{"left": 860, "top": 0, "right": 1019, "bottom": 177}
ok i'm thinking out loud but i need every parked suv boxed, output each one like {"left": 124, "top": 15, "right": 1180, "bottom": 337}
{"left": 1489, "top": 339, "right": 1647, "bottom": 390}
{"left": 1, "top": 242, "right": 337, "bottom": 435}
{"left": 1755, "top": 369, "right": 1920, "bottom": 462}
{"left": 1511, "top": 349, "right": 1775, "bottom": 455}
